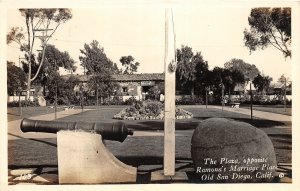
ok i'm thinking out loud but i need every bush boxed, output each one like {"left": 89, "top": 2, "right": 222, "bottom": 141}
{"left": 176, "top": 96, "right": 203, "bottom": 105}
{"left": 114, "top": 99, "right": 193, "bottom": 120}
{"left": 124, "top": 97, "right": 137, "bottom": 105}
{"left": 7, "top": 99, "right": 39, "bottom": 107}
{"left": 145, "top": 100, "right": 163, "bottom": 116}
{"left": 110, "top": 96, "right": 123, "bottom": 105}
{"left": 125, "top": 100, "right": 163, "bottom": 117}
{"left": 241, "top": 99, "right": 291, "bottom": 105}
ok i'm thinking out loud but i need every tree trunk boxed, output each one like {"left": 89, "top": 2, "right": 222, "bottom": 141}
{"left": 96, "top": 86, "right": 99, "bottom": 106}
{"left": 26, "top": 58, "right": 32, "bottom": 100}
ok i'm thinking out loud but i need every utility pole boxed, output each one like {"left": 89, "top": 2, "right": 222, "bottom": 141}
{"left": 55, "top": 84, "right": 57, "bottom": 119}
{"left": 96, "top": 84, "right": 99, "bottom": 106}
{"left": 205, "top": 87, "right": 209, "bottom": 109}
{"left": 221, "top": 83, "right": 224, "bottom": 111}
{"left": 18, "top": 85, "right": 22, "bottom": 116}
{"left": 250, "top": 82, "right": 253, "bottom": 120}
{"left": 80, "top": 83, "right": 84, "bottom": 112}
{"left": 284, "top": 78, "right": 287, "bottom": 112}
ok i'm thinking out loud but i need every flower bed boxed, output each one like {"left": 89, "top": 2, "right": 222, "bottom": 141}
{"left": 113, "top": 100, "right": 193, "bottom": 120}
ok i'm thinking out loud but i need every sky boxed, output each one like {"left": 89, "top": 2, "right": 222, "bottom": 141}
{"left": 6, "top": 2, "right": 293, "bottom": 82}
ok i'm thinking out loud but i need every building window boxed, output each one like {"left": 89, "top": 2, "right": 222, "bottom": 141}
{"left": 122, "top": 87, "right": 128, "bottom": 93}
{"left": 142, "top": 86, "right": 151, "bottom": 93}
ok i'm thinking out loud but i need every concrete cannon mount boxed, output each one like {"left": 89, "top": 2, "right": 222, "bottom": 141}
{"left": 191, "top": 118, "right": 277, "bottom": 183}
{"left": 57, "top": 131, "right": 137, "bottom": 184}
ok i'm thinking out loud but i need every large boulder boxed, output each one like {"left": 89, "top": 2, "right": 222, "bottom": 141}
{"left": 191, "top": 118, "right": 277, "bottom": 183}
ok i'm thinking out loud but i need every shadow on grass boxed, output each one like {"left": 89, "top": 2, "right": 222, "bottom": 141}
{"left": 7, "top": 112, "right": 21, "bottom": 116}
{"left": 126, "top": 120, "right": 200, "bottom": 131}
{"left": 116, "top": 156, "right": 194, "bottom": 183}
{"left": 117, "top": 156, "right": 192, "bottom": 167}
{"left": 8, "top": 164, "right": 57, "bottom": 170}
{"left": 194, "top": 117, "right": 288, "bottom": 128}
{"left": 8, "top": 133, "right": 57, "bottom": 147}
{"left": 268, "top": 134, "right": 292, "bottom": 139}
{"left": 125, "top": 117, "right": 289, "bottom": 130}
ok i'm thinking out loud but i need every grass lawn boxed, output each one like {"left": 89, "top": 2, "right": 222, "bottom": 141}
{"left": 7, "top": 107, "right": 65, "bottom": 122}
{"left": 8, "top": 105, "right": 291, "bottom": 183}
{"left": 7, "top": 105, "right": 128, "bottom": 122}
{"left": 54, "top": 106, "right": 290, "bottom": 131}
{"left": 8, "top": 135, "right": 291, "bottom": 184}
{"left": 240, "top": 104, "right": 292, "bottom": 116}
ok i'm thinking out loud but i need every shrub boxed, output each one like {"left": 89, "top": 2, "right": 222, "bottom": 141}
{"left": 7, "top": 99, "right": 39, "bottom": 107}
{"left": 124, "top": 97, "right": 137, "bottom": 105}
{"left": 125, "top": 100, "right": 163, "bottom": 117}
{"left": 176, "top": 96, "right": 203, "bottom": 105}
{"left": 145, "top": 100, "right": 162, "bottom": 116}
{"left": 113, "top": 99, "right": 193, "bottom": 120}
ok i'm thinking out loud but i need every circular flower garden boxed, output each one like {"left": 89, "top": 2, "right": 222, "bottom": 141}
{"left": 113, "top": 100, "right": 193, "bottom": 120}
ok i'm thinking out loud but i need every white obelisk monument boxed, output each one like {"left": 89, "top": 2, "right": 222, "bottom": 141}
{"left": 163, "top": 8, "right": 176, "bottom": 176}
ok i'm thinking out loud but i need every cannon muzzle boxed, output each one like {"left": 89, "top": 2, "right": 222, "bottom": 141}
{"left": 20, "top": 118, "right": 133, "bottom": 142}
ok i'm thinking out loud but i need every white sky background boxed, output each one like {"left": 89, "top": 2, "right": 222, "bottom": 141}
{"left": 6, "top": 3, "right": 292, "bottom": 82}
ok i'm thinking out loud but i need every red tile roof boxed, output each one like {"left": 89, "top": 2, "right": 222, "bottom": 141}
{"left": 112, "top": 73, "right": 164, "bottom": 81}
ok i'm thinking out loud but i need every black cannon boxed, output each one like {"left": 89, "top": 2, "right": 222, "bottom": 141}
{"left": 20, "top": 118, "right": 133, "bottom": 142}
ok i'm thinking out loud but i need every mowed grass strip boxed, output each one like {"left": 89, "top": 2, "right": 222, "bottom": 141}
{"left": 7, "top": 107, "right": 65, "bottom": 122}
{"left": 240, "top": 104, "right": 292, "bottom": 116}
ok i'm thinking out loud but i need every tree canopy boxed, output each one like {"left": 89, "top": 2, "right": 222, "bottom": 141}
{"left": 252, "top": 74, "right": 272, "bottom": 94}
{"left": 244, "top": 7, "right": 291, "bottom": 58}
{"left": 7, "top": 61, "right": 27, "bottom": 96}
{"left": 79, "top": 40, "right": 120, "bottom": 103}
{"left": 38, "top": 44, "right": 76, "bottom": 73}
{"left": 209, "top": 67, "right": 245, "bottom": 101}
{"left": 7, "top": 9, "right": 72, "bottom": 98}
{"left": 22, "top": 44, "right": 76, "bottom": 85}
{"left": 224, "top": 58, "right": 260, "bottom": 81}
{"left": 119, "top": 55, "right": 140, "bottom": 74}
{"left": 46, "top": 74, "right": 80, "bottom": 105}
{"left": 176, "top": 45, "right": 208, "bottom": 96}
{"left": 79, "top": 40, "right": 118, "bottom": 75}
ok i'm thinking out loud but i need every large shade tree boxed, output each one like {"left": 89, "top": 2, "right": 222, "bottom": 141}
{"left": 253, "top": 74, "right": 273, "bottom": 94}
{"left": 119, "top": 55, "right": 140, "bottom": 74}
{"left": 22, "top": 44, "right": 76, "bottom": 94}
{"left": 210, "top": 67, "right": 245, "bottom": 102}
{"left": 7, "top": 9, "right": 72, "bottom": 99}
{"left": 46, "top": 74, "right": 80, "bottom": 105}
{"left": 224, "top": 58, "right": 259, "bottom": 81}
{"left": 7, "top": 61, "right": 27, "bottom": 96}
{"left": 176, "top": 45, "right": 208, "bottom": 96}
{"left": 193, "top": 52, "right": 210, "bottom": 96}
{"left": 244, "top": 7, "right": 291, "bottom": 58}
{"left": 79, "top": 40, "right": 119, "bottom": 104}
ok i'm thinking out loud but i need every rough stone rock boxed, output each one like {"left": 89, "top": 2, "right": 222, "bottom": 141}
{"left": 191, "top": 118, "right": 277, "bottom": 183}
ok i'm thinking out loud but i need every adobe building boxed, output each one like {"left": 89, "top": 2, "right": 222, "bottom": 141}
{"left": 70, "top": 73, "right": 164, "bottom": 101}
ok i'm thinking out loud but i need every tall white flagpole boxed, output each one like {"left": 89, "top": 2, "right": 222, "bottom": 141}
{"left": 164, "top": 8, "right": 176, "bottom": 176}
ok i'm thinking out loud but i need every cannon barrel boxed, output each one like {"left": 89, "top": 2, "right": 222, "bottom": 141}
{"left": 20, "top": 118, "right": 133, "bottom": 142}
